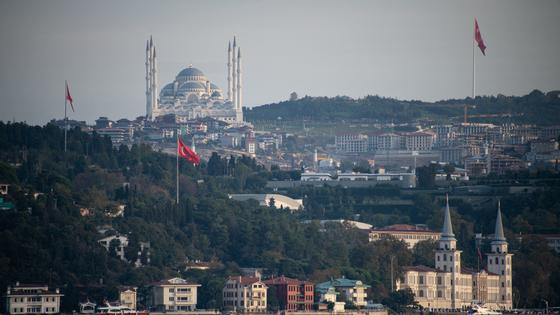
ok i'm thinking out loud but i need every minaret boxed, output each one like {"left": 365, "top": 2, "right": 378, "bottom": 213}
{"left": 435, "top": 194, "right": 461, "bottom": 308}
{"left": 227, "top": 41, "right": 233, "bottom": 101}
{"left": 145, "top": 39, "right": 152, "bottom": 119}
{"left": 486, "top": 201, "right": 513, "bottom": 309}
{"left": 151, "top": 43, "right": 158, "bottom": 120}
{"left": 236, "top": 46, "right": 243, "bottom": 122}
{"left": 232, "top": 37, "right": 237, "bottom": 109}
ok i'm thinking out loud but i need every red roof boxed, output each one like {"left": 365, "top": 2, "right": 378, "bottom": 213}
{"left": 228, "top": 276, "right": 263, "bottom": 285}
{"left": 402, "top": 265, "right": 438, "bottom": 273}
{"left": 263, "top": 276, "right": 313, "bottom": 286}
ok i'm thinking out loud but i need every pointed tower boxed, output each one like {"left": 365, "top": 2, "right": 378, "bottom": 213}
{"left": 486, "top": 200, "right": 513, "bottom": 309}
{"left": 227, "top": 41, "right": 233, "bottom": 101}
{"left": 145, "top": 39, "right": 152, "bottom": 119}
{"left": 151, "top": 43, "right": 158, "bottom": 120}
{"left": 236, "top": 46, "right": 243, "bottom": 123}
{"left": 435, "top": 195, "right": 462, "bottom": 308}
{"left": 232, "top": 36, "right": 237, "bottom": 109}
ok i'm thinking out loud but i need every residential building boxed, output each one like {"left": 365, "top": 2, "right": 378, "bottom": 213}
{"left": 316, "top": 277, "right": 370, "bottom": 307}
{"left": 396, "top": 197, "right": 513, "bottom": 311}
{"left": 5, "top": 283, "right": 63, "bottom": 314}
{"left": 369, "top": 224, "right": 440, "bottom": 249}
{"left": 263, "top": 276, "right": 314, "bottom": 311}
{"left": 119, "top": 287, "right": 137, "bottom": 310}
{"left": 98, "top": 235, "right": 129, "bottom": 261}
{"left": 222, "top": 276, "right": 267, "bottom": 312}
{"left": 149, "top": 278, "right": 200, "bottom": 312}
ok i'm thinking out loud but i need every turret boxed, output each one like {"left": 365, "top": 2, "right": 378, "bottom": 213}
{"left": 227, "top": 41, "right": 233, "bottom": 101}
{"left": 486, "top": 200, "right": 513, "bottom": 309}
{"left": 232, "top": 36, "right": 237, "bottom": 109}
{"left": 145, "top": 39, "right": 151, "bottom": 119}
{"left": 236, "top": 46, "right": 243, "bottom": 122}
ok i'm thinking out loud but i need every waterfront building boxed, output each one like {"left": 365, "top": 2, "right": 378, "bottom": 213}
{"left": 316, "top": 277, "right": 370, "bottom": 307}
{"left": 5, "top": 283, "right": 63, "bottom": 314}
{"left": 396, "top": 198, "right": 513, "bottom": 311}
{"left": 263, "top": 276, "right": 314, "bottom": 311}
{"left": 222, "top": 276, "right": 267, "bottom": 312}
{"left": 149, "top": 278, "right": 200, "bottom": 312}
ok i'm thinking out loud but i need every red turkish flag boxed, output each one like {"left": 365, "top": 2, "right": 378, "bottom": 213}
{"left": 65, "top": 81, "right": 75, "bottom": 112}
{"left": 474, "top": 19, "right": 486, "bottom": 56}
{"left": 178, "top": 137, "right": 200, "bottom": 165}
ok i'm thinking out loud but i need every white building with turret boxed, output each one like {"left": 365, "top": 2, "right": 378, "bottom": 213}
{"left": 145, "top": 36, "right": 244, "bottom": 125}
{"left": 396, "top": 197, "right": 513, "bottom": 311}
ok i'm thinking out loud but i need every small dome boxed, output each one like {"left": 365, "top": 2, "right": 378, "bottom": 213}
{"left": 160, "top": 83, "right": 175, "bottom": 96}
{"left": 210, "top": 83, "right": 220, "bottom": 90}
{"left": 177, "top": 66, "right": 205, "bottom": 78}
{"left": 211, "top": 91, "right": 222, "bottom": 97}
{"left": 178, "top": 81, "right": 205, "bottom": 91}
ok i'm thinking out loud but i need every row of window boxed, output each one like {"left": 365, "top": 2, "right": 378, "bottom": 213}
{"left": 12, "top": 307, "right": 57, "bottom": 313}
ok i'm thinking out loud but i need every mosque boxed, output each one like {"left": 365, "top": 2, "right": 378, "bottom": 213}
{"left": 145, "top": 36, "right": 244, "bottom": 124}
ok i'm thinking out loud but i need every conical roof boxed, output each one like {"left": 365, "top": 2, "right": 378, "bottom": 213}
{"left": 441, "top": 194, "right": 455, "bottom": 240}
{"left": 493, "top": 200, "right": 507, "bottom": 243}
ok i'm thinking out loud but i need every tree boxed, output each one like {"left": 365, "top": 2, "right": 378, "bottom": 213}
{"left": 268, "top": 197, "right": 276, "bottom": 208}
{"left": 289, "top": 92, "right": 298, "bottom": 101}
{"left": 383, "top": 288, "right": 417, "bottom": 312}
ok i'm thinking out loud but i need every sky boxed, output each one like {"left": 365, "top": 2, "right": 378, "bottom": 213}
{"left": 0, "top": 0, "right": 559, "bottom": 125}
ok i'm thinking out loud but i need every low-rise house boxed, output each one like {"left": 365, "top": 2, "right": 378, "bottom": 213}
{"left": 149, "top": 278, "right": 200, "bottom": 312}
{"left": 222, "top": 276, "right": 267, "bottom": 312}
{"left": 119, "top": 286, "right": 137, "bottom": 310}
{"left": 5, "top": 283, "right": 63, "bottom": 314}
{"left": 263, "top": 276, "right": 314, "bottom": 311}
{"left": 316, "top": 277, "right": 370, "bottom": 307}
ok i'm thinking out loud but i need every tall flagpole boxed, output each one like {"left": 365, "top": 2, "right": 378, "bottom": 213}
{"left": 64, "top": 80, "right": 68, "bottom": 152}
{"left": 176, "top": 128, "right": 180, "bottom": 205}
{"left": 469, "top": 18, "right": 476, "bottom": 124}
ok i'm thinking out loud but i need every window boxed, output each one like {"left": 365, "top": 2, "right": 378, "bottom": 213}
{"left": 169, "top": 288, "right": 175, "bottom": 293}
{"left": 437, "top": 290, "right": 442, "bottom": 298}
{"left": 444, "top": 254, "right": 447, "bottom": 261}
{"left": 437, "top": 277, "right": 442, "bottom": 285}
{"left": 501, "top": 259, "right": 505, "bottom": 265}
{"left": 169, "top": 297, "right": 174, "bottom": 301}
{"left": 495, "top": 257, "right": 499, "bottom": 264}
{"left": 418, "top": 290, "right": 424, "bottom": 297}
{"left": 501, "top": 282, "right": 504, "bottom": 287}
{"left": 437, "top": 255, "right": 440, "bottom": 261}
{"left": 419, "top": 276, "right": 424, "bottom": 285}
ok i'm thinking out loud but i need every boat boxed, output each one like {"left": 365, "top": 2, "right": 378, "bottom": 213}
{"left": 466, "top": 305, "right": 502, "bottom": 315}
{"left": 96, "top": 302, "right": 149, "bottom": 315}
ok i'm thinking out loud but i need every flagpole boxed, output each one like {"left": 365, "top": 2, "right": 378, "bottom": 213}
{"left": 64, "top": 80, "right": 68, "bottom": 152}
{"left": 473, "top": 19, "right": 476, "bottom": 102}
{"left": 176, "top": 129, "right": 180, "bottom": 205}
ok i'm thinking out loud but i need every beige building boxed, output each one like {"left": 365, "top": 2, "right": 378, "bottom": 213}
{"left": 150, "top": 278, "right": 200, "bottom": 312}
{"left": 5, "top": 283, "right": 63, "bottom": 314}
{"left": 119, "top": 287, "right": 137, "bottom": 310}
{"left": 222, "top": 276, "right": 267, "bottom": 312}
{"left": 369, "top": 224, "right": 440, "bottom": 249}
{"left": 397, "top": 198, "right": 513, "bottom": 311}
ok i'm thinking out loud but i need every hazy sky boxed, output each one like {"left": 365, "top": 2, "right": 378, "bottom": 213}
{"left": 1, "top": 0, "right": 559, "bottom": 125}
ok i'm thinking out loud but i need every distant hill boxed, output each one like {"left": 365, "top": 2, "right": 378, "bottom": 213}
{"left": 245, "top": 89, "right": 560, "bottom": 125}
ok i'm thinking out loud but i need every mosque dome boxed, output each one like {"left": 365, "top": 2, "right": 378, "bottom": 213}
{"left": 177, "top": 66, "right": 205, "bottom": 78}
{"left": 178, "top": 81, "right": 206, "bottom": 91}
{"left": 160, "top": 83, "right": 175, "bottom": 96}
{"left": 210, "top": 83, "right": 220, "bottom": 90}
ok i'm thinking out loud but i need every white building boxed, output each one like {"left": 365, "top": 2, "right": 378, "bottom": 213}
{"left": 150, "top": 278, "right": 200, "bottom": 312}
{"left": 369, "top": 224, "right": 440, "bottom": 249}
{"left": 146, "top": 36, "right": 243, "bottom": 125}
{"left": 229, "top": 194, "right": 303, "bottom": 210}
{"left": 5, "top": 283, "right": 63, "bottom": 314}
{"left": 397, "top": 198, "right": 513, "bottom": 311}
{"left": 316, "top": 277, "right": 370, "bottom": 307}
{"left": 222, "top": 276, "right": 267, "bottom": 312}
{"left": 98, "top": 235, "right": 129, "bottom": 261}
